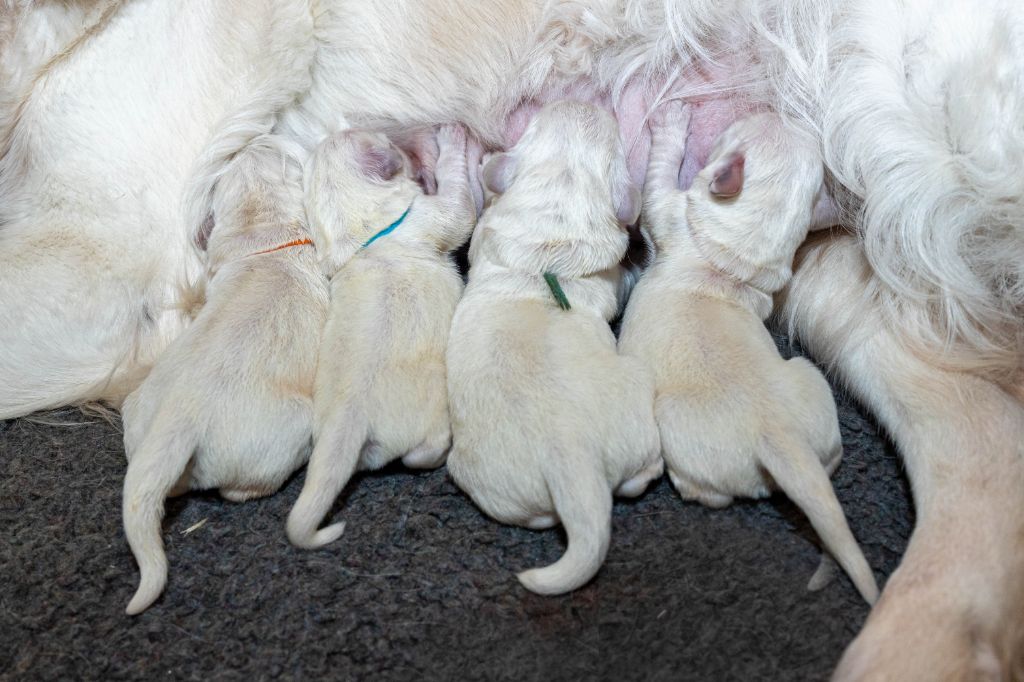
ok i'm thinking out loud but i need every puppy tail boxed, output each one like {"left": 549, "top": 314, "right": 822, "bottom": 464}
{"left": 122, "top": 421, "right": 197, "bottom": 616}
{"left": 517, "top": 456, "right": 612, "bottom": 595}
{"left": 286, "top": 411, "right": 367, "bottom": 550}
{"left": 760, "top": 440, "right": 879, "bottom": 605}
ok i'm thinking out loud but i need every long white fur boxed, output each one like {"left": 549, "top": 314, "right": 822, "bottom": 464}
{"left": 446, "top": 101, "right": 662, "bottom": 596}
{"left": 0, "top": 0, "right": 314, "bottom": 419}
{"left": 120, "top": 135, "right": 328, "bottom": 615}
{"left": 286, "top": 124, "right": 477, "bottom": 549}
{"left": 620, "top": 102, "right": 877, "bottom": 604}
{"left": 2, "top": 0, "right": 1024, "bottom": 674}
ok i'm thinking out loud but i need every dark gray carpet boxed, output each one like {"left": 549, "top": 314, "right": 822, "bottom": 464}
{"left": 0, "top": 341, "right": 912, "bottom": 681}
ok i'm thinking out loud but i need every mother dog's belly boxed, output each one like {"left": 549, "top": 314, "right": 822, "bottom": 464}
{"left": 297, "top": 0, "right": 749, "bottom": 189}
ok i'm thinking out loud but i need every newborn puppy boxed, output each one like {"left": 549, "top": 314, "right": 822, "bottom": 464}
{"left": 447, "top": 100, "right": 663, "bottom": 596}
{"left": 287, "top": 125, "right": 477, "bottom": 549}
{"left": 618, "top": 102, "right": 879, "bottom": 604}
{"left": 120, "top": 135, "right": 329, "bottom": 615}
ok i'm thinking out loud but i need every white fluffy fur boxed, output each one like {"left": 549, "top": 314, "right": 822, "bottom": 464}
{"left": 120, "top": 136, "right": 328, "bottom": 615}
{"left": 620, "top": 102, "right": 877, "bottom": 604}
{"left": 447, "top": 101, "right": 661, "bottom": 596}
{"left": 779, "top": 233, "right": 1024, "bottom": 680}
{"left": 3, "top": 0, "right": 1024, "bottom": 674}
{"left": 0, "top": 0, "right": 314, "bottom": 419}
{"left": 286, "top": 124, "right": 477, "bottom": 549}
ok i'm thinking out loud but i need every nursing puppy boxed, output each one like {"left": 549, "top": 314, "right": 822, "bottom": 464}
{"left": 286, "top": 124, "right": 477, "bottom": 549}
{"left": 120, "top": 136, "right": 328, "bottom": 615}
{"left": 619, "top": 102, "right": 878, "bottom": 604}
{"left": 447, "top": 100, "right": 662, "bottom": 596}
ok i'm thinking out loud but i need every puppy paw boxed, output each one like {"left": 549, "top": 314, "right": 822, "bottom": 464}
{"left": 650, "top": 98, "right": 691, "bottom": 137}
{"left": 615, "top": 459, "right": 664, "bottom": 498}
{"left": 402, "top": 443, "right": 449, "bottom": 469}
{"left": 525, "top": 514, "right": 558, "bottom": 530}
{"left": 436, "top": 123, "right": 468, "bottom": 155}
{"left": 668, "top": 469, "right": 733, "bottom": 508}
{"left": 220, "top": 485, "right": 277, "bottom": 503}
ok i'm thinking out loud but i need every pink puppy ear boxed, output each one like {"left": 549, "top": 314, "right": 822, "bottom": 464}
{"left": 709, "top": 152, "right": 745, "bottom": 198}
{"left": 358, "top": 143, "right": 405, "bottom": 182}
{"left": 194, "top": 213, "right": 214, "bottom": 251}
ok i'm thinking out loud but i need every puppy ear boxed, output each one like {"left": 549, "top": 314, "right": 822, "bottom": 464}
{"left": 193, "top": 212, "right": 215, "bottom": 251}
{"left": 357, "top": 143, "right": 405, "bottom": 182}
{"left": 709, "top": 152, "right": 745, "bottom": 198}
{"left": 482, "top": 153, "right": 515, "bottom": 195}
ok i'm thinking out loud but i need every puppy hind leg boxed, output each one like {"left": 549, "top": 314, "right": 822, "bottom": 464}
{"left": 780, "top": 234, "right": 1024, "bottom": 679}
{"left": 615, "top": 457, "right": 664, "bottom": 498}
{"left": 286, "top": 411, "right": 368, "bottom": 550}
{"left": 401, "top": 429, "right": 451, "bottom": 469}
{"left": 121, "top": 420, "right": 198, "bottom": 615}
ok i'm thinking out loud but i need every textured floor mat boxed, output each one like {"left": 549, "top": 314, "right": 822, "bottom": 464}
{"left": 0, "top": 352, "right": 912, "bottom": 681}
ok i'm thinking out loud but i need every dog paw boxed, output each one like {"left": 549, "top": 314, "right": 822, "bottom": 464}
{"left": 402, "top": 443, "right": 449, "bottom": 469}
{"left": 436, "top": 123, "right": 468, "bottom": 153}
{"left": 668, "top": 469, "right": 733, "bottom": 508}
{"left": 834, "top": 568, "right": 1010, "bottom": 682}
{"left": 649, "top": 98, "right": 691, "bottom": 137}
{"left": 615, "top": 459, "right": 664, "bottom": 498}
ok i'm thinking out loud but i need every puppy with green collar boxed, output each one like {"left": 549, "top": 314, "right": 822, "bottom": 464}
{"left": 287, "top": 124, "right": 478, "bottom": 549}
{"left": 447, "top": 101, "right": 662, "bottom": 596}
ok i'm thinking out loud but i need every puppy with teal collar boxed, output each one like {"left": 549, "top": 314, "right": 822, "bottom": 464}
{"left": 446, "top": 101, "right": 663, "bottom": 596}
{"left": 287, "top": 124, "right": 478, "bottom": 549}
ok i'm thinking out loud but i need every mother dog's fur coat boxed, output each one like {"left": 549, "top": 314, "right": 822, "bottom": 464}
{"left": 3, "top": 0, "right": 1024, "bottom": 678}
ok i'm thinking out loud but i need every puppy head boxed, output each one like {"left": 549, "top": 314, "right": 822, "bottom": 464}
{"left": 687, "top": 113, "right": 829, "bottom": 293}
{"left": 475, "top": 100, "right": 637, "bottom": 278}
{"left": 304, "top": 129, "right": 422, "bottom": 274}
{"left": 201, "top": 135, "right": 307, "bottom": 267}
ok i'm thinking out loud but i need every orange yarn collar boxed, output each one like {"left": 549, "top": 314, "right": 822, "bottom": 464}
{"left": 248, "top": 238, "right": 314, "bottom": 257}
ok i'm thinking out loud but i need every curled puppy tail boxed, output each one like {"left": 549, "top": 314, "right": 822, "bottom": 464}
{"left": 517, "top": 455, "right": 612, "bottom": 595}
{"left": 122, "top": 422, "right": 197, "bottom": 615}
{"left": 761, "top": 439, "right": 879, "bottom": 605}
{"left": 286, "top": 410, "right": 367, "bottom": 550}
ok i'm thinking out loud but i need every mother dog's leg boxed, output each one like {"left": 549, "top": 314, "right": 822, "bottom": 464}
{"left": 780, "top": 233, "right": 1024, "bottom": 680}
{"left": 0, "top": 0, "right": 314, "bottom": 419}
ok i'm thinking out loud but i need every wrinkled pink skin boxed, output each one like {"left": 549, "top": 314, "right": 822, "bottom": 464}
{"left": 500, "top": 77, "right": 747, "bottom": 193}
{"left": 369, "top": 64, "right": 747, "bottom": 201}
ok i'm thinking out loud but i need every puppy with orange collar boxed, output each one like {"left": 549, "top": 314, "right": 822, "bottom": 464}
{"left": 120, "top": 135, "right": 328, "bottom": 615}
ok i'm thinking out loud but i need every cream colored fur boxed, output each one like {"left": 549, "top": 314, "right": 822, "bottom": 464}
{"left": 619, "top": 102, "right": 877, "bottom": 604}
{"left": 0, "top": 0, "right": 314, "bottom": 419}
{"left": 2, "top": 0, "right": 1024, "bottom": 675}
{"left": 120, "top": 136, "right": 328, "bottom": 615}
{"left": 780, "top": 233, "right": 1024, "bottom": 681}
{"left": 447, "top": 101, "right": 661, "bottom": 596}
{"left": 286, "top": 124, "right": 477, "bottom": 549}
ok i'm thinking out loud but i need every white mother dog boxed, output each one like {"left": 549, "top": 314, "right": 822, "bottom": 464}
{"left": 3, "top": 0, "right": 1024, "bottom": 677}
